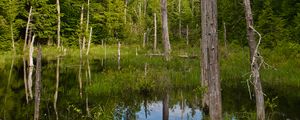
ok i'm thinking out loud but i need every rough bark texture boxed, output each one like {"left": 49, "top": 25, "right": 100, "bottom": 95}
{"left": 57, "top": 0, "right": 61, "bottom": 48}
{"left": 160, "top": 0, "right": 171, "bottom": 60}
{"left": 24, "top": 6, "right": 32, "bottom": 51}
{"left": 201, "top": 0, "right": 222, "bottom": 119}
{"left": 34, "top": 47, "right": 42, "bottom": 120}
{"left": 200, "top": 0, "right": 209, "bottom": 108}
{"left": 153, "top": 13, "right": 157, "bottom": 52}
{"left": 243, "top": 0, "right": 265, "bottom": 119}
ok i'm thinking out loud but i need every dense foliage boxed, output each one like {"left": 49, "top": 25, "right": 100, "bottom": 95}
{"left": 0, "top": 0, "right": 299, "bottom": 51}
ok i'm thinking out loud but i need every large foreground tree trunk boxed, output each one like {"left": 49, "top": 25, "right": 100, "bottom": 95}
{"left": 34, "top": 47, "right": 42, "bottom": 120}
{"left": 160, "top": 0, "right": 171, "bottom": 60}
{"left": 243, "top": 0, "right": 265, "bottom": 119}
{"left": 201, "top": 0, "right": 222, "bottom": 119}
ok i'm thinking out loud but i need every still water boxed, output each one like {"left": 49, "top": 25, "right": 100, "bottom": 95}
{"left": 0, "top": 56, "right": 299, "bottom": 120}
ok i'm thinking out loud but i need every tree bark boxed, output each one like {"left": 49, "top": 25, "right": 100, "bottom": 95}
{"left": 201, "top": 0, "right": 222, "bottom": 119}
{"left": 23, "top": 56, "right": 29, "bottom": 103}
{"left": 161, "top": 0, "right": 171, "bottom": 61}
{"left": 29, "top": 35, "right": 35, "bottom": 67}
{"left": 162, "top": 92, "right": 169, "bottom": 120}
{"left": 10, "top": 23, "right": 15, "bottom": 51}
{"left": 54, "top": 57, "right": 60, "bottom": 120}
{"left": 24, "top": 6, "right": 32, "bottom": 52}
{"left": 34, "top": 47, "right": 42, "bottom": 120}
{"left": 79, "top": 5, "right": 84, "bottom": 58}
{"left": 86, "top": 27, "right": 92, "bottom": 55}
{"left": 200, "top": 0, "right": 209, "bottom": 109}
{"left": 243, "top": 0, "right": 265, "bottom": 119}
{"left": 153, "top": 13, "right": 157, "bottom": 52}
{"left": 57, "top": 0, "right": 61, "bottom": 48}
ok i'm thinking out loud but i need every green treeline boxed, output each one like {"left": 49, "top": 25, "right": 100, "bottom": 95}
{"left": 0, "top": 0, "right": 299, "bottom": 51}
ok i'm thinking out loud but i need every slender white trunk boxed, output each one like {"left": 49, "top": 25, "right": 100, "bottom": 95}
{"left": 79, "top": 5, "right": 84, "bottom": 58}
{"left": 10, "top": 23, "right": 15, "bottom": 51}
{"left": 57, "top": 0, "right": 61, "bottom": 48}
{"left": 86, "top": 27, "right": 92, "bottom": 55}
{"left": 54, "top": 57, "right": 60, "bottom": 120}
{"left": 24, "top": 6, "right": 32, "bottom": 51}
{"left": 23, "top": 56, "right": 29, "bottom": 103}
{"left": 29, "top": 35, "right": 35, "bottom": 67}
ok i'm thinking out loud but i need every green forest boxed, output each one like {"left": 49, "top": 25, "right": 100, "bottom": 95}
{"left": 0, "top": 0, "right": 298, "bottom": 49}
{"left": 0, "top": 0, "right": 300, "bottom": 120}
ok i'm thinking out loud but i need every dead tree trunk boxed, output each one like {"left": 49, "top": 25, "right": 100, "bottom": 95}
{"left": 153, "top": 13, "right": 157, "bottom": 52}
{"left": 57, "top": 0, "right": 61, "bottom": 48}
{"left": 201, "top": 0, "right": 222, "bottom": 119}
{"left": 243, "top": 0, "right": 265, "bottom": 119}
{"left": 24, "top": 6, "right": 32, "bottom": 52}
{"left": 34, "top": 47, "right": 42, "bottom": 120}
{"left": 160, "top": 0, "right": 171, "bottom": 60}
{"left": 23, "top": 56, "right": 29, "bottom": 103}
{"left": 143, "top": 32, "right": 146, "bottom": 48}
{"left": 200, "top": 0, "right": 209, "bottom": 108}
{"left": 54, "top": 57, "right": 60, "bottom": 120}
{"left": 162, "top": 92, "right": 169, "bottom": 120}
{"left": 79, "top": 5, "right": 84, "bottom": 58}
{"left": 86, "top": 27, "right": 92, "bottom": 55}
{"left": 10, "top": 23, "right": 15, "bottom": 51}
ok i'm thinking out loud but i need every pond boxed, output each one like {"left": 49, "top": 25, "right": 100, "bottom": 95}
{"left": 0, "top": 55, "right": 299, "bottom": 120}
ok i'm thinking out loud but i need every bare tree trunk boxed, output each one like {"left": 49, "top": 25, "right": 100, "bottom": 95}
{"left": 201, "top": 0, "right": 222, "bottom": 119}
{"left": 34, "top": 47, "right": 42, "bottom": 120}
{"left": 243, "top": 0, "right": 265, "bottom": 119}
{"left": 29, "top": 35, "right": 35, "bottom": 67}
{"left": 79, "top": 58, "right": 83, "bottom": 99}
{"left": 200, "top": 0, "right": 209, "bottom": 108}
{"left": 79, "top": 5, "right": 84, "bottom": 58}
{"left": 83, "top": 0, "right": 90, "bottom": 51}
{"left": 23, "top": 56, "right": 29, "bottom": 103}
{"left": 10, "top": 23, "right": 15, "bottom": 52}
{"left": 161, "top": 0, "right": 171, "bottom": 61}
{"left": 186, "top": 25, "right": 189, "bottom": 45}
{"left": 162, "top": 92, "right": 169, "bottom": 120}
{"left": 57, "top": 0, "right": 61, "bottom": 48}
{"left": 153, "top": 13, "right": 157, "bottom": 52}
{"left": 86, "top": 27, "right": 92, "bottom": 55}
{"left": 24, "top": 6, "right": 32, "bottom": 52}
{"left": 118, "top": 41, "right": 121, "bottom": 70}
{"left": 54, "top": 57, "right": 60, "bottom": 120}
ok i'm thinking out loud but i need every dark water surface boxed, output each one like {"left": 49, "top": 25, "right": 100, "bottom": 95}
{"left": 0, "top": 56, "right": 299, "bottom": 120}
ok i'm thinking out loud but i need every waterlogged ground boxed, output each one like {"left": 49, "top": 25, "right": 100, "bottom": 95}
{"left": 0, "top": 46, "right": 300, "bottom": 120}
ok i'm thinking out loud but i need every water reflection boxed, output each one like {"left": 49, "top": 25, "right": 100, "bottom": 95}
{"left": 136, "top": 100, "right": 203, "bottom": 120}
{"left": 0, "top": 56, "right": 299, "bottom": 119}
